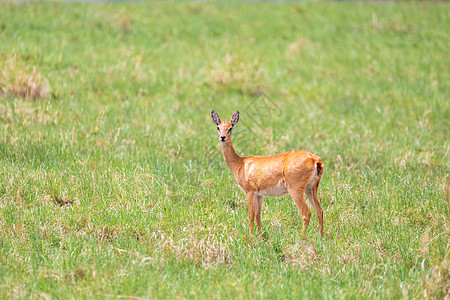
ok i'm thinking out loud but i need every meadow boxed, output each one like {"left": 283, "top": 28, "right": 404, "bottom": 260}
{"left": 0, "top": 1, "right": 448, "bottom": 298}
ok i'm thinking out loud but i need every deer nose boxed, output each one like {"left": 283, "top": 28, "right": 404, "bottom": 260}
{"left": 220, "top": 136, "right": 226, "bottom": 141}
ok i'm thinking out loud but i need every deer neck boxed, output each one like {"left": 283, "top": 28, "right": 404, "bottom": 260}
{"left": 220, "top": 139, "right": 242, "bottom": 175}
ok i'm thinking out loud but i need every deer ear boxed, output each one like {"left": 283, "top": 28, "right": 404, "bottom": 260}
{"left": 231, "top": 111, "right": 239, "bottom": 126}
{"left": 211, "top": 110, "right": 221, "bottom": 125}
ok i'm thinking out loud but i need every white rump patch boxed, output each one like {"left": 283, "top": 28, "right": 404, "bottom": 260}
{"left": 306, "top": 165, "right": 321, "bottom": 191}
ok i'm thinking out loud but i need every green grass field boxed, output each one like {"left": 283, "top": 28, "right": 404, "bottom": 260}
{"left": 0, "top": 1, "right": 449, "bottom": 298}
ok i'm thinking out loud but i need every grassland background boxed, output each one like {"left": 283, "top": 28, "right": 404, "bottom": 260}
{"left": 0, "top": 2, "right": 449, "bottom": 299}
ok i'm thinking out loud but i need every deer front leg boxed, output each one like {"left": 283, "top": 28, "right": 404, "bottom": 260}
{"left": 246, "top": 191, "right": 256, "bottom": 234}
{"left": 255, "top": 195, "right": 264, "bottom": 233}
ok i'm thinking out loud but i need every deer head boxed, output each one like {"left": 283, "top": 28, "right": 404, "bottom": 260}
{"left": 211, "top": 110, "right": 239, "bottom": 142}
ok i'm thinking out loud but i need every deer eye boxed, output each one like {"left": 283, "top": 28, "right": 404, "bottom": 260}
{"left": 228, "top": 127, "right": 233, "bottom": 133}
{"left": 216, "top": 126, "right": 219, "bottom": 130}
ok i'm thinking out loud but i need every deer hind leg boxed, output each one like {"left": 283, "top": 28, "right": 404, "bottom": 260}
{"left": 305, "top": 181, "right": 324, "bottom": 237}
{"left": 255, "top": 195, "right": 264, "bottom": 233}
{"left": 288, "top": 188, "right": 311, "bottom": 236}
{"left": 246, "top": 191, "right": 256, "bottom": 234}
{"left": 313, "top": 181, "right": 324, "bottom": 236}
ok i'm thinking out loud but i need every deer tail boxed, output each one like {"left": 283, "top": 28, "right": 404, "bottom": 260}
{"left": 315, "top": 160, "right": 323, "bottom": 178}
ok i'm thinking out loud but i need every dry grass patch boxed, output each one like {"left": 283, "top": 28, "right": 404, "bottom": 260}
{"left": 151, "top": 227, "right": 232, "bottom": 268}
{"left": 283, "top": 240, "right": 317, "bottom": 269}
{"left": 369, "top": 13, "right": 413, "bottom": 33}
{"left": 423, "top": 251, "right": 450, "bottom": 299}
{"left": 0, "top": 54, "right": 50, "bottom": 100}
{"left": 204, "top": 54, "right": 265, "bottom": 95}
{"left": 0, "top": 99, "right": 58, "bottom": 126}
{"left": 287, "top": 38, "right": 312, "bottom": 58}
{"left": 7, "top": 67, "right": 50, "bottom": 100}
